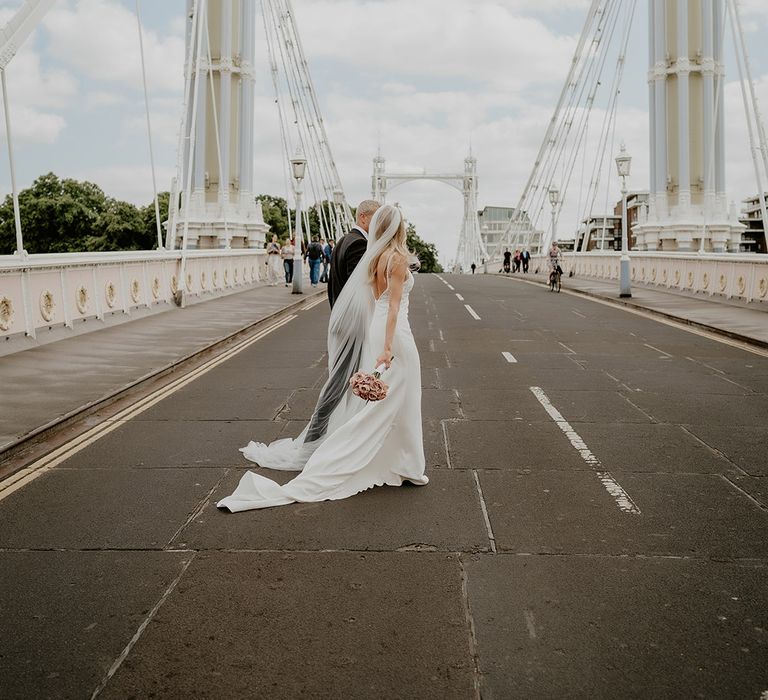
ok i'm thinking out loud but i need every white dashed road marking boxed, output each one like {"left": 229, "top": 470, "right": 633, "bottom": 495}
{"left": 502, "top": 352, "right": 518, "bottom": 363}
{"left": 456, "top": 293, "right": 464, "bottom": 301}
{"left": 446, "top": 284, "right": 455, "bottom": 291}
{"left": 529, "top": 386, "right": 641, "bottom": 515}
{"left": 465, "top": 305, "right": 481, "bottom": 320}
{"left": 644, "top": 343, "right": 673, "bottom": 358}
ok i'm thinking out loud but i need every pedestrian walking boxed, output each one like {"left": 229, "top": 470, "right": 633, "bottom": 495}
{"left": 521, "top": 249, "right": 530, "bottom": 273}
{"left": 307, "top": 235, "right": 324, "bottom": 287}
{"left": 513, "top": 249, "right": 521, "bottom": 273}
{"left": 503, "top": 249, "right": 511, "bottom": 274}
{"left": 471, "top": 262, "right": 476, "bottom": 274}
{"left": 281, "top": 238, "right": 295, "bottom": 286}
{"left": 266, "top": 234, "right": 282, "bottom": 286}
{"left": 320, "top": 238, "right": 333, "bottom": 284}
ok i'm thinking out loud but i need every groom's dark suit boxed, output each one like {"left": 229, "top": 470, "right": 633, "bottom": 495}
{"left": 328, "top": 226, "right": 367, "bottom": 308}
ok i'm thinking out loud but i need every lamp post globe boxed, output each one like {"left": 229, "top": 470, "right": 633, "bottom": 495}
{"left": 615, "top": 143, "right": 632, "bottom": 298}
{"left": 548, "top": 186, "right": 559, "bottom": 249}
{"left": 290, "top": 150, "right": 307, "bottom": 294}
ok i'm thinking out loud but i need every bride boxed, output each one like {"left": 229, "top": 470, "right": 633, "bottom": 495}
{"left": 217, "top": 204, "right": 428, "bottom": 512}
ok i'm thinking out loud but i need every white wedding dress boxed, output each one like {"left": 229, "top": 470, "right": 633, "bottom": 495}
{"left": 217, "top": 269, "right": 428, "bottom": 512}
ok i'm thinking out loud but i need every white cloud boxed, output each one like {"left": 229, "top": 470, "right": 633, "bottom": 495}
{"left": 70, "top": 164, "right": 176, "bottom": 205}
{"left": 84, "top": 90, "right": 126, "bottom": 109}
{"left": 43, "top": 0, "right": 184, "bottom": 94}
{"left": 0, "top": 104, "right": 66, "bottom": 144}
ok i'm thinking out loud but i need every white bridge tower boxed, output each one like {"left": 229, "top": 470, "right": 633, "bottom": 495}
{"left": 171, "top": 0, "right": 269, "bottom": 250}
{"left": 634, "top": 0, "right": 744, "bottom": 252}
{"left": 372, "top": 151, "right": 487, "bottom": 272}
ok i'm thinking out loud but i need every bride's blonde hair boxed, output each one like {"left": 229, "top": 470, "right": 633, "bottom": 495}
{"left": 367, "top": 205, "right": 411, "bottom": 285}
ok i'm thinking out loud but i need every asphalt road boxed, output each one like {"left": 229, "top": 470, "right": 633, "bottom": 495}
{"left": 1, "top": 273, "right": 767, "bottom": 699}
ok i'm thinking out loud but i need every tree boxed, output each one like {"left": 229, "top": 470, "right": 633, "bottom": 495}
{"left": 0, "top": 172, "right": 109, "bottom": 254}
{"left": 406, "top": 222, "right": 443, "bottom": 273}
{"left": 257, "top": 194, "right": 291, "bottom": 241}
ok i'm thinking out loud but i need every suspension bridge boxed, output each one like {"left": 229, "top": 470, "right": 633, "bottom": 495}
{"left": 1, "top": 1, "right": 767, "bottom": 698}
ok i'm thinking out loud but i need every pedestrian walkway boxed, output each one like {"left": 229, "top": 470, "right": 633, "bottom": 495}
{"left": 0, "top": 283, "right": 326, "bottom": 456}
{"left": 498, "top": 268, "right": 768, "bottom": 347}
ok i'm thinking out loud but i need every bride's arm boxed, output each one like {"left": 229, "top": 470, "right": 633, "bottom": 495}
{"left": 375, "top": 256, "right": 408, "bottom": 370}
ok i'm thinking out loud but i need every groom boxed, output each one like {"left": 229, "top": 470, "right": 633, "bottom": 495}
{"left": 327, "top": 199, "right": 381, "bottom": 308}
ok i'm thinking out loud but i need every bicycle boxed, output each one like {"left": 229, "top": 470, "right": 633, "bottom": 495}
{"left": 549, "top": 266, "right": 562, "bottom": 293}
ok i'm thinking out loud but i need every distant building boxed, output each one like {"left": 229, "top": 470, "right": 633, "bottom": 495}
{"left": 575, "top": 192, "right": 650, "bottom": 251}
{"left": 739, "top": 195, "right": 768, "bottom": 253}
{"left": 478, "top": 205, "right": 541, "bottom": 258}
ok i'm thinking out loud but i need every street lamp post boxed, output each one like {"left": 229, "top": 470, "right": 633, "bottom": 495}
{"left": 615, "top": 143, "right": 632, "bottom": 298}
{"left": 290, "top": 149, "right": 307, "bottom": 294}
{"left": 548, "top": 186, "right": 559, "bottom": 249}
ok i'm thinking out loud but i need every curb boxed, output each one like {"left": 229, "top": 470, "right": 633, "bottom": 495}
{"left": 0, "top": 288, "right": 326, "bottom": 473}
{"left": 494, "top": 272, "right": 768, "bottom": 352}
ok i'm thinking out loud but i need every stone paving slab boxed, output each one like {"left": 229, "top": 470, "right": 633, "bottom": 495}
{"left": 608, "top": 367, "right": 752, "bottom": 395}
{"left": 544, "top": 390, "right": 652, "bottom": 423}
{"left": 0, "top": 467, "right": 222, "bottom": 549}
{"left": 0, "top": 551, "right": 190, "bottom": 700}
{"left": 684, "top": 425, "right": 768, "bottom": 476}
{"left": 728, "top": 474, "right": 768, "bottom": 508}
{"left": 58, "top": 419, "right": 284, "bottom": 469}
{"left": 464, "top": 554, "right": 768, "bottom": 699}
{"left": 627, "top": 391, "right": 768, "bottom": 425}
{"left": 456, "top": 388, "right": 551, "bottom": 421}
{"left": 481, "top": 470, "right": 768, "bottom": 558}
{"left": 138, "top": 386, "right": 291, "bottom": 421}
{"left": 176, "top": 469, "right": 489, "bottom": 553}
{"left": 570, "top": 423, "right": 734, "bottom": 474}
{"left": 446, "top": 420, "right": 585, "bottom": 471}
{"left": 0, "top": 285, "right": 325, "bottom": 452}
{"left": 100, "top": 552, "right": 475, "bottom": 700}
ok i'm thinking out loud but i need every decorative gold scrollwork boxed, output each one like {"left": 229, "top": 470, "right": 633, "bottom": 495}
{"left": 0, "top": 296, "right": 13, "bottom": 331}
{"left": 662, "top": 269, "right": 668, "bottom": 283}
{"left": 40, "top": 290, "right": 55, "bottom": 322}
{"left": 759, "top": 277, "right": 768, "bottom": 298}
{"left": 234, "top": 267, "right": 240, "bottom": 283}
{"left": 702, "top": 272, "right": 710, "bottom": 290}
{"left": 186, "top": 272, "right": 193, "bottom": 291}
{"left": 719, "top": 274, "right": 727, "bottom": 292}
{"left": 130, "top": 279, "right": 141, "bottom": 303}
{"left": 105, "top": 281, "right": 117, "bottom": 308}
{"left": 651, "top": 268, "right": 657, "bottom": 282}
{"left": 152, "top": 277, "right": 160, "bottom": 299}
{"left": 201, "top": 271, "right": 207, "bottom": 290}
{"left": 170, "top": 275, "right": 179, "bottom": 294}
{"left": 224, "top": 269, "right": 230, "bottom": 285}
{"left": 673, "top": 269, "right": 681, "bottom": 285}
{"left": 76, "top": 285, "right": 89, "bottom": 314}
{"left": 737, "top": 275, "right": 746, "bottom": 295}
{"left": 686, "top": 271, "right": 694, "bottom": 288}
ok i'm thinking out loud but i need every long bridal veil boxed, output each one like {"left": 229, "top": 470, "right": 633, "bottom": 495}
{"left": 240, "top": 205, "right": 404, "bottom": 471}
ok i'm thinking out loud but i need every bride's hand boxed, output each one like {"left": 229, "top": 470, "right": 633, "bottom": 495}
{"left": 375, "top": 350, "right": 393, "bottom": 370}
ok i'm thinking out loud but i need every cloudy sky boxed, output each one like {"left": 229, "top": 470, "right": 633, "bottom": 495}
{"left": 1, "top": 0, "right": 768, "bottom": 263}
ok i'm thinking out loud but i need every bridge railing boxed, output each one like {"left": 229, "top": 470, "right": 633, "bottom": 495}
{"left": 529, "top": 251, "right": 768, "bottom": 304}
{"left": 0, "top": 249, "right": 268, "bottom": 339}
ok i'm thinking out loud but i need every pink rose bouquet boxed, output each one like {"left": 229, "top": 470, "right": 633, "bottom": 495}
{"left": 349, "top": 363, "right": 392, "bottom": 402}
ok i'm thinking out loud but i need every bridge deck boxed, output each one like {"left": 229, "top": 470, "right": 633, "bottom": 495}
{"left": 1, "top": 274, "right": 767, "bottom": 698}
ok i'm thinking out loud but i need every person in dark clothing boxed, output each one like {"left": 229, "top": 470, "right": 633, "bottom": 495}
{"left": 521, "top": 249, "right": 530, "bottom": 273}
{"left": 307, "top": 235, "right": 324, "bottom": 287}
{"left": 471, "top": 262, "right": 476, "bottom": 274}
{"left": 503, "top": 249, "right": 511, "bottom": 273}
{"left": 327, "top": 200, "right": 381, "bottom": 308}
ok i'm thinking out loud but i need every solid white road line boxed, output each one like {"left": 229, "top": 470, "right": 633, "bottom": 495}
{"left": 0, "top": 315, "right": 297, "bottom": 502}
{"left": 446, "top": 284, "right": 455, "bottom": 291}
{"left": 643, "top": 342, "right": 673, "bottom": 358}
{"left": 502, "top": 352, "right": 518, "bottom": 363}
{"left": 301, "top": 295, "right": 327, "bottom": 311}
{"left": 456, "top": 293, "right": 464, "bottom": 301}
{"left": 558, "top": 341, "right": 576, "bottom": 354}
{"left": 465, "top": 305, "right": 481, "bottom": 320}
{"left": 529, "top": 386, "right": 641, "bottom": 515}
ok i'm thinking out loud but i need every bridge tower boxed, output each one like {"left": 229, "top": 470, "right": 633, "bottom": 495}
{"left": 635, "top": 0, "right": 744, "bottom": 252}
{"left": 172, "top": 0, "right": 269, "bottom": 250}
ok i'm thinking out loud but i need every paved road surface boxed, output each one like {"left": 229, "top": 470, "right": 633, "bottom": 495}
{"left": 1, "top": 274, "right": 767, "bottom": 699}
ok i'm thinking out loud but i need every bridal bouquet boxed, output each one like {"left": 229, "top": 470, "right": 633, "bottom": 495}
{"left": 349, "top": 361, "right": 392, "bottom": 402}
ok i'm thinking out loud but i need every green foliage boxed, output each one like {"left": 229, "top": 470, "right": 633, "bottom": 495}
{"left": 406, "top": 222, "right": 442, "bottom": 273}
{"left": 0, "top": 172, "right": 172, "bottom": 255}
